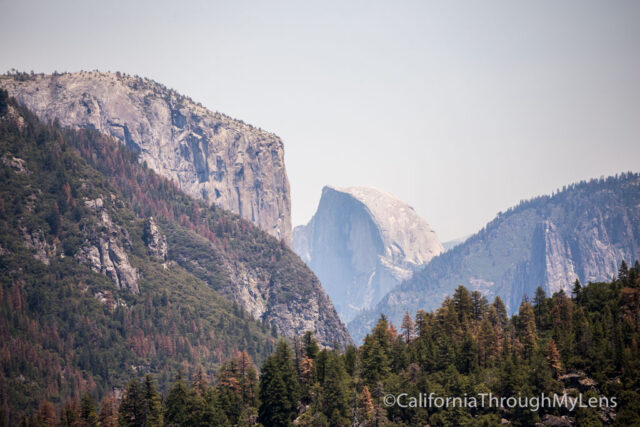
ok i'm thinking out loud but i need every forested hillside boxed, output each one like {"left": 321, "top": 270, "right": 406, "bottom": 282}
{"left": 16, "top": 262, "right": 640, "bottom": 426}
{"left": 0, "top": 92, "right": 346, "bottom": 424}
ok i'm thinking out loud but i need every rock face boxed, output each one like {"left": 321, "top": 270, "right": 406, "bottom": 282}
{"left": 76, "top": 198, "right": 139, "bottom": 294}
{"left": 143, "top": 217, "right": 168, "bottom": 263}
{"left": 349, "top": 173, "right": 640, "bottom": 342}
{"left": 0, "top": 72, "right": 292, "bottom": 244}
{"left": 294, "top": 186, "right": 443, "bottom": 323}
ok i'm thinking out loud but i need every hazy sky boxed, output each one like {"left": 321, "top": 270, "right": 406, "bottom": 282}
{"left": 2, "top": 1, "right": 639, "bottom": 241}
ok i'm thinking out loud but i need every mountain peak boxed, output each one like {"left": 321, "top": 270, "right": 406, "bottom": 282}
{"left": 295, "top": 185, "right": 443, "bottom": 324}
{"left": 323, "top": 185, "right": 443, "bottom": 266}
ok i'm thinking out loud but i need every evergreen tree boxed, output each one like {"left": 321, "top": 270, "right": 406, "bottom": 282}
{"left": 79, "top": 394, "right": 99, "bottom": 427}
{"left": 319, "top": 352, "right": 349, "bottom": 424}
{"left": 98, "top": 394, "right": 119, "bottom": 427}
{"left": 493, "top": 296, "right": 509, "bottom": 329}
{"left": 35, "top": 401, "right": 56, "bottom": 427}
{"left": 258, "top": 356, "right": 293, "bottom": 427}
{"left": 517, "top": 301, "right": 538, "bottom": 359}
{"left": 471, "top": 290, "right": 488, "bottom": 321}
{"left": 358, "top": 386, "right": 375, "bottom": 426}
{"left": 118, "top": 379, "right": 144, "bottom": 427}
{"left": 164, "top": 374, "right": 189, "bottom": 426}
{"left": 303, "top": 331, "right": 319, "bottom": 360}
{"left": 400, "top": 311, "right": 415, "bottom": 343}
{"left": 258, "top": 340, "right": 299, "bottom": 427}
{"left": 142, "top": 375, "right": 163, "bottom": 426}
{"left": 453, "top": 285, "right": 473, "bottom": 324}
{"left": 545, "top": 338, "right": 563, "bottom": 376}
{"left": 572, "top": 279, "right": 582, "bottom": 299}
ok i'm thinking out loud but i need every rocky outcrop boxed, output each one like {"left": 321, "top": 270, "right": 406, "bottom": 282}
{"left": 349, "top": 173, "right": 640, "bottom": 342}
{"left": 76, "top": 198, "right": 139, "bottom": 293}
{"left": 143, "top": 217, "right": 168, "bottom": 263}
{"left": 21, "top": 227, "right": 55, "bottom": 265}
{"left": 294, "top": 186, "right": 443, "bottom": 323}
{"left": 165, "top": 223, "right": 352, "bottom": 347}
{"left": 0, "top": 72, "right": 292, "bottom": 244}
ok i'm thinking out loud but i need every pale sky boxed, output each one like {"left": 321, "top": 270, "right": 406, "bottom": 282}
{"left": 2, "top": 0, "right": 639, "bottom": 241}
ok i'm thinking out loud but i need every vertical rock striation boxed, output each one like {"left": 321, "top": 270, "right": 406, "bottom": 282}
{"left": 294, "top": 186, "right": 443, "bottom": 324}
{"left": 0, "top": 72, "right": 292, "bottom": 244}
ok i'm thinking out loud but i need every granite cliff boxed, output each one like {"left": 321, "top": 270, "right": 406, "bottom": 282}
{"left": 0, "top": 71, "right": 292, "bottom": 244}
{"left": 349, "top": 173, "right": 640, "bottom": 341}
{"left": 294, "top": 186, "right": 443, "bottom": 323}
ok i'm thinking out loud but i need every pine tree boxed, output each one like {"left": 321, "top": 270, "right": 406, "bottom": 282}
{"left": 142, "top": 375, "right": 163, "bottom": 426}
{"left": 517, "top": 301, "right": 538, "bottom": 359}
{"left": 619, "top": 260, "right": 630, "bottom": 284}
{"left": 493, "top": 296, "right": 509, "bottom": 329}
{"left": 258, "top": 340, "right": 299, "bottom": 427}
{"left": 319, "top": 352, "right": 349, "bottom": 424}
{"left": 545, "top": 338, "right": 563, "bottom": 376}
{"left": 164, "top": 374, "right": 189, "bottom": 426}
{"left": 258, "top": 356, "right": 292, "bottom": 427}
{"left": 471, "top": 291, "right": 488, "bottom": 321}
{"left": 79, "top": 394, "right": 99, "bottom": 427}
{"left": 60, "top": 400, "right": 79, "bottom": 427}
{"left": 400, "top": 311, "right": 415, "bottom": 343}
{"left": 118, "top": 379, "right": 144, "bottom": 427}
{"left": 303, "top": 331, "right": 319, "bottom": 360}
{"left": 358, "top": 386, "right": 375, "bottom": 425}
{"left": 534, "top": 286, "right": 548, "bottom": 330}
{"left": 200, "top": 389, "right": 229, "bottom": 426}
{"left": 453, "top": 286, "right": 473, "bottom": 325}
{"left": 98, "top": 393, "right": 119, "bottom": 427}
{"left": 360, "top": 333, "right": 389, "bottom": 384}
{"left": 36, "top": 400, "right": 56, "bottom": 427}
{"left": 572, "top": 279, "right": 582, "bottom": 300}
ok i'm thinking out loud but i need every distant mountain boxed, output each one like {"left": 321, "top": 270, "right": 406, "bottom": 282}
{"left": 294, "top": 186, "right": 443, "bottom": 323}
{"left": 0, "top": 71, "right": 292, "bottom": 244}
{"left": 349, "top": 173, "right": 640, "bottom": 342}
{"left": 442, "top": 234, "right": 471, "bottom": 251}
{"left": 0, "top": 95, "right": 349, "bottom": 421}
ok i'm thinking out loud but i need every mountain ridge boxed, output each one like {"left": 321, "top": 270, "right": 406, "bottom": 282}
{"left": 0, "top": 94, "right": 350, "bottom": 420}
{"left": 348, "top": 172, "right": 640, "bottom": 341}
{"left": 0, "top": 70, "right": 293, "bottom": 244}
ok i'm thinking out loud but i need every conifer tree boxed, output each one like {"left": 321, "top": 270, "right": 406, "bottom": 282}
{"left": 36, "top": 400, "right": 56, "bottom": 427}
{"left": 319, "top": 352, "right": 349, "bottom": 424}
{"left": 545, "top": 338, "right": 563, "bottom": 376}
{"left": 493, "top": 296, "right": 509, "bottom": 329}
{"left": 401, "top": 311, "right": 415, "bottom": 343}
{"left": 518, "top": 301, "right": 538, "bottom": 359}
{"left": 571, "top": 279, "right": 582, "bottom": 299}
{"left": 118, "top": 379, "right": 144, "bottom": 427}
{"left": 258, "top": 340, "right": 299, "bottom": 427}
{"left": 164, "top": 374, "right": 189, "bottom": 426}
{"left": 471, "top": 290, "right": 488, "bottom": 321}
{"left": 258, "top": 356, "right": 292, "bottom": 427}
{"left": 303, "top": 331, "right": 319, "bottom": 360}
{"left": 98, "top": 393, "right": 119, "bottom": 427}
{"left": 358, "top": 386, "right": 375, "bottom": 426}
{"left": 142, "top": 375, "right": 163, "bottom": 426}
{"left": 79, "top": 394, "right": 99, "bottom": 427}
{"left": 453, "top": 286, "right": 473, "bottom": 324}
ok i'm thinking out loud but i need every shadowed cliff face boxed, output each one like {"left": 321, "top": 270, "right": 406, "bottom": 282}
{"left": 349, "top": 173, "right": 640, "bottom": 342}
{"left": 0, "top": 72, "right": 292, "bottom": 244}
{"left": 294, "top": 186, "right": 443, "bottom": 325}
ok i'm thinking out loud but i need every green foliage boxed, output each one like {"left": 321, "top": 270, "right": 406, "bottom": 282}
{"left": 258, "top": 340, "right": 299, "bottom": 426}
{"left": 0, "top": 96, "right": 276, "bottom": 423}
